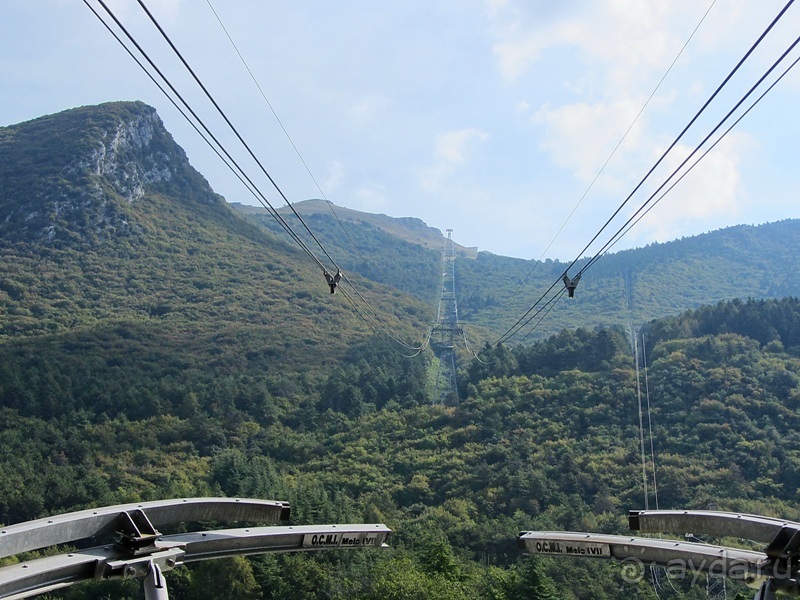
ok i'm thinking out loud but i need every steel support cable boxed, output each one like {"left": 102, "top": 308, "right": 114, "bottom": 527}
{"left": 463, "top": 337, "right": 507, "bottom": 367}
{"left": 466, "top": 291, "right": 563, "bottom": 363}
{"left": 337, "top": 271, "right": 430, "bottom": 351}
{"left": 494, "top": 0, "right": 793, "bottom": 346}
{"left": 495, "top": 280, "right": 567, "bottom": 345}
{"left": 460, "top": 329, "right": 485, "bottom": 363}
{"left": 89, "top": 0, "right": 324, "bottom": 269}
{"left": 561, "top": 0, "right": 794, "bottom": 278}
{"left": 203, "top": 0, "right": 378, "bottom": 279}
{"left": 642, "top": 335, "right": 659, "bottom": 510}
{"left": 591, "top": 46, "right": 800, "bottom": 265}
{"left": 578, "top": 31, "right": 800, "bottom": 277}
{"left": 461, "top": 324, "right": 505, "bottom": 366}
{"left": 515, "top": 36, "right": 800, "bottom": 347}
{"left": 91, "top": 0, "right": 422, "bottom": 353}
{"left": 83, "top": 3, "right": 216, "bottom": 160}
{"left": 571, "top": 51, "right": 800, "bottom": 527}
{"left": 551, "top": 48, "right": 800, "bottom": 576}
{"left": 494, "top": 276, "right": 564, "bottom": 345}
{"left": 133, "top": 0, "right": 340, "bottom": 273}
{"left": 95, "top": 1, "right": 319, "bottom": 268}
{"left": 517, "top": 287, "right": 568, "bottom": 344}
{"left": 511, "top": 286, "right": 567, "bottom": 345}
{"left": 341, "top": 286, "right": 429, "bottom": 353}
{"left": 138, "top": 0, "right": 425, "bottom": 350}
{"left": 338, "top": 286, "right": 433, "bottom": 356}
{"left": 85, "top": 2, "right": 313, "bottom": 261}
{"left": 634, "top": 334, "right": 650, "bottom": 509}
{"left": 507, "top": 0, "right": 718, "bottom": 302}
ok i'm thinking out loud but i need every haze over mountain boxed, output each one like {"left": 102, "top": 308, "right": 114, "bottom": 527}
{"left": 231, "top": 196, "right": 800, "bottom": 343}
{"left": 4, "top": 102, "right": 800, "bottom": 599}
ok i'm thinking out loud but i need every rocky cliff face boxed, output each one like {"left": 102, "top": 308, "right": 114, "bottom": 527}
{"left": 73, "top": 106, "right": 173, "bottom": 204}
{"left": 0, "top": 101, "right": 219, "bottom": 245}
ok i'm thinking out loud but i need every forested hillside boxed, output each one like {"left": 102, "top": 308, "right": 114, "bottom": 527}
{"left": 458, "top": 219, "right": 800, "bottom": 342}
{"left": 239, "top": 196, "right": 800, "bottom": 343}
{"left": 2, "top": 103, "right": 800, "bottom": 599}
{"left": 234, "top": 201, "right": 447, "bottom": 304}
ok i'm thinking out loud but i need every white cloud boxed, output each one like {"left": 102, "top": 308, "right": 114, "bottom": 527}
{"left": 628, "top": 132, "right": 751, "bottom": 243}
{"left": 484, "top": 0, "right": 509, "bottom": 20}
{"left": 420, "top": 128, "right": 489, "bottom": 192}
{"left": 436, "top": 128, "right": 489, "bottom": 164}
{"left": 487, "top": 0, "right": 702, "bottom": 87}
{"left": 353, "top": 184, "right": 390, "bottom": 213}
{"left": 147, "top": 0, "right": 182, "bottom": 22}
{"left": 348, "top": 93, "right": 391, "bottom": 124}
{"left": 323, "top": 160, "right": 345, "bottom": 194}
{"left": 533, "top": 98, "right": 645, "bottom": 182}
{"left": 491, "top": 17, "right": 582, "bottom": 83}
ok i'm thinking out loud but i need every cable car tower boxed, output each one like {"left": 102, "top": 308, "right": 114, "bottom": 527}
{"left": 431, "top": 229, "right": 461, "bottom": 404}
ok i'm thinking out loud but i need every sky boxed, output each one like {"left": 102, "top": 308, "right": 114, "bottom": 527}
{"left": 3, "top": 0, "right": 800, "bottom": 260}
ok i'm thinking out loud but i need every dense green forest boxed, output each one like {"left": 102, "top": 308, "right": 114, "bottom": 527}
{"left": 6, "top": 298, "right": 800, "bottom": 599}
{"left": 2, "top": 102, "right": 800, "bottom": 599}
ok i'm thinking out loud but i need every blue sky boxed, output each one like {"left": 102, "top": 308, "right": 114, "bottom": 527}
{"left": 3, "top": 0, "right": 800, "bottom": 259}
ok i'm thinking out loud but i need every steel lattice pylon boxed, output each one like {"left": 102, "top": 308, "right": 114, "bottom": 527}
{"left": 431, "top": 229, "right": 461, "bottom": 404}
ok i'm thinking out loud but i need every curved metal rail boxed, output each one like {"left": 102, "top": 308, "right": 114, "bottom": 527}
{"left": 0, "top": 498, "right": 393, "bottom": 599}
{"left": 520, "top": 509, "right": 800, "bottom": 599}
{"left": 0, "top": 524, "right": 391, "bottom": 599}
{"left": 518, "top": 531, "right": 768, "bottom": 584}
{"left": 0, "top": 497, "right": 290, "bottom": 560}
{"left": 630, "top": 510, "right": 800, "bottom": 546}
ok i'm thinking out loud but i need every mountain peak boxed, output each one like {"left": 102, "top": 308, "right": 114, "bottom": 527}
{"left": 232, "top": 198, "right": 478, "bottom": 257}
{"left": 0, "top": 101, "right": 218, "bottom": 245}
{"left": 69, "top": 102, "right": 173, "bottom": 203}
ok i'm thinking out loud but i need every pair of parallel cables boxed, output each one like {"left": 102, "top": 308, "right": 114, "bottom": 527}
{"left": 494, "top": 0, "right": 800, "bottom": 346}
{"left": 83, "top": 0, "right": 430, "bottom": 355}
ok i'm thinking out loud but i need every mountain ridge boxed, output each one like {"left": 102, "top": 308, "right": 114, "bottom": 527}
{"left": 5, "top": 101, "right": 800, "bottom": 347}
{"left": 0, "top": 102, "right": 432, "bottom": 358}
{"left": 4, "top": 101, "right": 800, "bottom": 598}
{"left": 230, "top": 198, "right": 479, "bottom": 258}
{"left": 0, "top": 101, "right": 231, "bottom": 247}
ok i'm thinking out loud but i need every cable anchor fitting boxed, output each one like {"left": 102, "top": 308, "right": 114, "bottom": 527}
{"left": 563, "top": 273, "right": 581, "bottom": 298}
{"left": 324, "top": 269, "right": 342, "bottom": 294}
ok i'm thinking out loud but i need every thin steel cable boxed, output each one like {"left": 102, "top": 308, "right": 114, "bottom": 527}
{"left": 642, "top": 334, "right": 659, "bottom": 510}
{"left": 564, "top": 0, "right": 794, "bottom": 276}
{"left": 338, "top": 285, "right": 433, "bottom": 356}
{"left": 516, "top": 35, "right": 799, "bottom": 345}
{"left": 634, "top": 334, "right": 649, "bottom": 509}
{"left": 90, "top": 0, "right": 430, "bottom": 352}
{"left": 592, "top": 45, "right": 800, "bottom": 264}
{"left": 83, "top": 1, "right": 316, "bottom": 257}
{"left": 507, "top": 0, "right": 718, "bottom": 301}
{"left": 579, "top": 31, "right": 800, "bottom": 275}
{"left": 134, "top": 0, "right": 340, "bottom": 272}
{"left": 494, "top": 1, "right": 795, "bottom": 346}
{"left": 90, "top": 0, "right": 324, "bottom": 269}
{"left": 203, "top": 0, "right": 378, "bottom": 277}
{"left": 191, "top": 0, "right": 429, "bottom": 349}
{"left": 517, "top": 287, "right": 568, "bottom": 344}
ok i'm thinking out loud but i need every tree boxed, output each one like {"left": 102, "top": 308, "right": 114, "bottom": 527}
{"left": 502, "top": 559, "right": 561, "bottom": 600}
